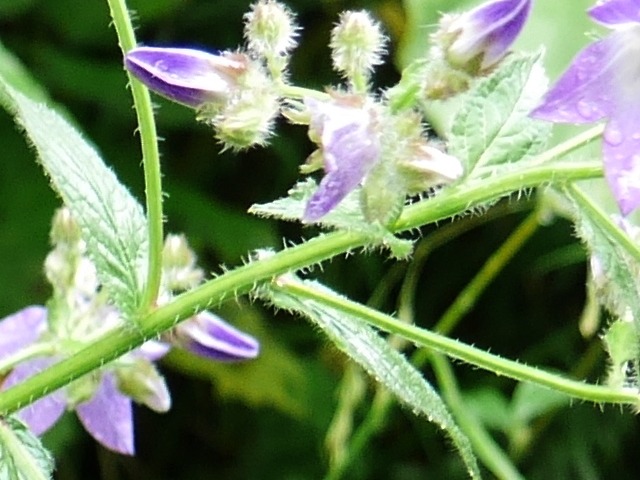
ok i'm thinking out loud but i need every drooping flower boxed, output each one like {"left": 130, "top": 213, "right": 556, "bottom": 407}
{"left": 0, "top": 208, "right": 260, "bottom": 455}
{"left": 124, "top": 47, "right": 248, "bottom": 108}
{"left": 531, "top": 0, "right": 640, "bottom": 215}
{"left": 438, "top": 0, "right": 532, "bottom": 73}
{"left": 302, "top": 95, "right": 381, "bottom": 222}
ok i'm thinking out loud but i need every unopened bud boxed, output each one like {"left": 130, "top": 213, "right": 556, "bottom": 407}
{"left": 125, "top": 47, "right": 248, "bottom": 108}
{"left": 330, "top": 11, "right": 387, "bottom": 91}
{"left": 244, "top": 0, "right": 298, "bottom": 74}
{"left": 400, "top": 142, "right": 464, "bottom": 194}
{"left": 436, "top": 0, "right": 531, "bottom": 73}
{"left": 162, "top": 234, "right": 203, "bottom": 291}
{"left": 116, "top": 359, "right": 171, "bottom": 413}
{"left": 50, "top": 207, "right": 81, "bottom": 247}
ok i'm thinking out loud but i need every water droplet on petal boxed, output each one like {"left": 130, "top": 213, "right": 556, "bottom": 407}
{"left": 576, "top": 100, "right": 593, "bottom": 118}
{"left": 605, "top": 127, "right": 624, "bottom": 146}
{"left": 632, "top": 132, "right": 640, "bottom": 141}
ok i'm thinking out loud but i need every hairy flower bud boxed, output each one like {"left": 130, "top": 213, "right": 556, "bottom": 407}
{"left": 244, "top": 0, "right": 298, "bottom": 74}
{"left": 330, "top": 11, "right": 387, "bottom": 91}
{"left": 125, "top": 47, "right": 248, "bottom": 108}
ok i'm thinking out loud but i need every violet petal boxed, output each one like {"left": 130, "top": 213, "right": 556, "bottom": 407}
{"left": 4, "top": 358, "right": 65, "bottom": 435}
{"left": 178, "top": 311, "right": 259, "bottom": 362}
{"left": 589, "top": 0, "right": 640, "bottom": 26}
{"left": 303, "top": 98, "right": 380, "bottom": 222}
{"left": 125, "top": 47, "right": 244, "bottom": 108}
{"left": 602, "top": 107, "right": 640, "bottom": 215}
{"left": 530, "top": 37, "right": 617, "bottom": 123}
{"left": 76, "top": 372, "right": 134, "bottom": 455}
{"left": 0, "top": 306, "right": 47, "bottom": 357}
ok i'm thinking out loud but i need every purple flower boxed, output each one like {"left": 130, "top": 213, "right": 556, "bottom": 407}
{"left": 531, "top": 0, "right": 640, "bottom": 215}
{"left": 125, "top": 47, "right": 247, "bottom": 108}
{"left": 443, "top": 0, "right": 531, "bottom": 71}
{"left": 303, "top": 96, "right": 380, "bottom": 222}
{"left": 0, "top": 306, "right": 260, "bottom": 454}
{"left": 171, "top": 311, "right": 260, "bottom": 361}
{"left": 0, "top": 307, "right": 162, "bottom": 455}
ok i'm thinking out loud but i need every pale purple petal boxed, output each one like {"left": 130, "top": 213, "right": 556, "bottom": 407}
{"left": 0, "top": 306, "right": 47, "bottom": 357}
{"left": 176, "top": 311, "right": 259, "bottom": 362}
{"left": 303, "top": 98, "right": 380, "bottom": 222}
{"left": 4, "top": 358, "right": 65, "bottom": 435}
{"left": 602, "top": 107, "right": 640, "bottom": 215}
{"left": 589, "top": 0, "right": 640, "bottom": 25}
{"left": 531, "top": 37, "right": 617, "bottom": 123}
{"left": 449, "top": 0, "right": 531, "bottom": 70}
{"left": 76, "top": 373, "right": 134, "bottom": 455}
{"left": 125, "top": 47, "right": 245, "bottom": 108}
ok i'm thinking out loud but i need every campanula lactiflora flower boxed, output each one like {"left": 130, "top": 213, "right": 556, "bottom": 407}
{"left": 532, "top": 0, "right": 640, "bottom": 214}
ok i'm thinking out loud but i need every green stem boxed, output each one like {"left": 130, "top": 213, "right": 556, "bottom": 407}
{"left": 276, "top": 279, "right": 640, "bottom": 406}
{"left": 434, "top": 210, "right": 540, "bottom": 334}
{"left": 107, "top": 0, "right": 164, "bottom": 311}
{"left": 0, "top": 159, "right": 604, "bottom": 415}
{"left": 431, "top": 354, "right": 525, "bottom": 480}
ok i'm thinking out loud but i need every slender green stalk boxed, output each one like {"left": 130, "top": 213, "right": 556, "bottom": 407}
{"left": 107, "top": 0, "right": 164, "bottom": 311}
{"left": 435, "top": 211, "right": 540, "bottom": 334}
{"left": 0, "top": 159, "right": 605, "bottom": 415}
{"left": 431, "top": 354, "right": 525, "bottom": 480}
{"left": 276, "top": 279, "right": 640, "bottom": 406}
{"left": 328, "top": 203, "right": 532, "bottom": 480}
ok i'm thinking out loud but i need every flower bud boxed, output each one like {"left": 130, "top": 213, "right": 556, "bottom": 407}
{"left": 244, "top": 0, "right": 298, "bottom": 74}
{"left": 330, "top": 11, "right": 387, "bottom": 91}
{"left": 400, "top": 142, "right": 464, "bottom": 194}
{"left": 162, "top": 234, "right": 203, "bottom": 291}
{"left": 436, "top": 0, "right": 531, "bottom": 73}
{"left": 210, "top": 65, "right": 280, "bottom": 150}
{"left": 50, "top": 207, "right": 81, "bottom": 247}
{"left": 125, "top": 47, "right": 248, "bottom": 108}
{"left": 116, "top": 359, "right": 171, "bottom": 413}
{"left": 171, "top": 311, "right": 260, "bottom": 361}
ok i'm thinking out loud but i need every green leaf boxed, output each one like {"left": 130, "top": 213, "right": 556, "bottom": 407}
{"left": 249, "top": 179, "right": 414, "bottom": 259}
{"left": 259, "top": 278, "right": 481, "bottom": 479}
{"left": 567, "top": 186, "right": 640, "bottom": 323}
{"left": 0, "top": 80, "right": 147, "bottom": 315}
{"left": 448, "top": 51, "right": 551, "bottom": 173}
{"left": 0, "top": 416, "right": 54, "bottom": 480}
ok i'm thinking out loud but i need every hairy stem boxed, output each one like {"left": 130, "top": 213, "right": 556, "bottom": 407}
{"left": 0, "top": 159, "right": 605, "bottom": 415}
{"left": 107, "top": 0, "right": 164, "bottom": 311}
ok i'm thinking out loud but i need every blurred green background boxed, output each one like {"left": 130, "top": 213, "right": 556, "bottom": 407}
{"left": 1, "top": 0, "right": 639, "bottom": 478}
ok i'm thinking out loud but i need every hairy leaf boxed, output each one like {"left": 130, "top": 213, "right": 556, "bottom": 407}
{"left": 259, "top": 278, "right": 481, "bottom": 479}
{"left": 449, "top": 51, "right": 551, "bottom": 173}
{"left": 0, "top": 80, "right": 147, "bottom": 315}
{"left": 0, "top": 416, "right": 53, "bottom": 480}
